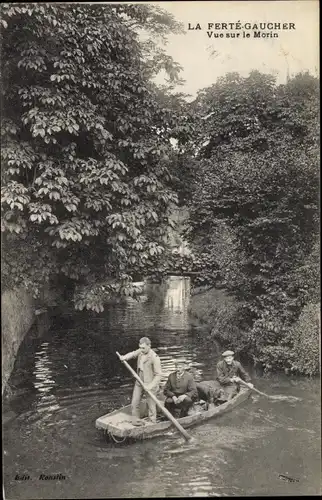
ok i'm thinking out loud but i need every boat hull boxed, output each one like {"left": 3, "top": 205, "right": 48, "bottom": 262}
{"left": 95, "top": 387, "right": 251, "bottom": 440}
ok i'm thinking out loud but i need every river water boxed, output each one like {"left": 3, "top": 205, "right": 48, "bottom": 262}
{"left": 3, "top": 278, "right": 321, "bottom": 498}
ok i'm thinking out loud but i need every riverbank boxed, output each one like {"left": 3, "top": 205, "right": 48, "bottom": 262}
{"left": 188, "top": 286, "right": 320, "bottom": 377}
{"left": 188, "top": 286, "right": 243, "bottom": 346}
{"left": 2, "top": 288, "right": 35, "bottom": 395}
{"left": 1, "top": 283, "right": 61, "bottom": 396}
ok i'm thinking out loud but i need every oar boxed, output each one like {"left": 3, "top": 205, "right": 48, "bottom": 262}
{"left": 239, "top": 379, "right": 301, "bottom": 402}
{"left": 116, "top": 351, "right": 194, "bottom": 442}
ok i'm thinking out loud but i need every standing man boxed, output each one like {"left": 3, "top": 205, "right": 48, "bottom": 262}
{"left": 216, "top": 350, "right": 254, "bottom": 400}
{"left": 119, "top": 337, "right": 162, "bottom": 424}
{"left": 163, "top": 359, "right": 198, "bottom": 418}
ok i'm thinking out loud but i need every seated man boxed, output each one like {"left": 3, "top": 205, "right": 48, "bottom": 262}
{"left": 196, "top": 379, "right": 226, "bottom": 408}
{"left": 216, "top": 350, "right": 254, "bottom": 401}
{"left": 163, "top": 359, "right": 198, "bottom": 418}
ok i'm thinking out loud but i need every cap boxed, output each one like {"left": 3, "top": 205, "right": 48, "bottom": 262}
{"left": 222, "top": 350, "right": 235, "bottom": 357}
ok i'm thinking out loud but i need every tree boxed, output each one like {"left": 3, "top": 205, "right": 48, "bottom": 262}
{"left": 1, "top": 3, "right": 186, "bottom": 312}
{"left": 184, "top": 71, "right": 319, "bottom": 372}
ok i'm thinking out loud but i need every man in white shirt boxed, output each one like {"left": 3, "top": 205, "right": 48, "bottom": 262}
{"left": 119, "top": 337, "right": 162, "bottom": 423}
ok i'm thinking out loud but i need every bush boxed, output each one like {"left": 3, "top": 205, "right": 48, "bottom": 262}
{"left": 256, "top": 345, "right": 295, "bottom": 373}
{"left": 183, "top": 71, "right": 319, "bottom": 375}
{"left": 290, "top": 302, "right": 320, "bottom": 376}
{"left": 188, "top": 287, "right": 247, "bottom": 350}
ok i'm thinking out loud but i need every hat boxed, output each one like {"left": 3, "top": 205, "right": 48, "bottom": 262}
{"left": 174, "top": 358, "right": 188, "bottom": 367}
{"left": 222, "top": 350, "right": 234, "bottom": 357}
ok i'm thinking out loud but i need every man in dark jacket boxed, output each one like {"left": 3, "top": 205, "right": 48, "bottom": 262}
{"left": 164, "top": 359, "right": 198, "bottom": 417}
{"left": 217, "top": 350, "right": 254, "bottom": 400}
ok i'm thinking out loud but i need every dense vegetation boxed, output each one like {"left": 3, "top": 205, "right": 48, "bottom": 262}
{"left": 183, "top": 71, "right": 320, "bottom": 375}
{"left": 1, "top": 3, "right": 187, "bottom": 311}
{"left": 1, "top": 4, "right": 319, "bottom": 375}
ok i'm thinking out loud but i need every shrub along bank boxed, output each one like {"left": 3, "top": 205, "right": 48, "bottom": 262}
{"left": 189, "top": 287, "right": 320, "bottom": 376}
{"left": 182, "top": 72, "right": 319, "bottom": 377}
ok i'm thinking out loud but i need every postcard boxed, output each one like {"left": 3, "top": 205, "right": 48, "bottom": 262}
{"left": 2, "top": 1, "right": 320, "bottom": 498}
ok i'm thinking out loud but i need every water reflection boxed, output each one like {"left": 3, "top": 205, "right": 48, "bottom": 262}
{"left": 31, "top": 342, "right": 61, "bottom": 427}
{"left": 163, "top": 276, "right": 191, "bottom": 330}
{"left": 34, "top": 342, "right": 55, "bottom": 393}
{"left": 3, "top": 277, "right": 321, "bottom": 499}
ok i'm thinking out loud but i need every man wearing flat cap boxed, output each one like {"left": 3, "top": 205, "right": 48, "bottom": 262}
{"left": 216, "top": 350, "right": 253, "bottom": 400}
{"left": 163, "top": 359, "right": 198, "bottom": 418}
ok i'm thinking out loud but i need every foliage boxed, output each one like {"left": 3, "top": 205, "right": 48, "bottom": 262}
{"left": 184, "top": 71, "right": 320, "bottom": 374}
{"left": 289, "top": 302, "right": 320, "bottom": 376}
{"left": 256, "top": 302, "right": 320, "bottom": 375}
{"left": 188, "top": 287, "right": 244, "bottom": 347}
{"left": 0, "top": 3, "right": 186, "bottom": 311}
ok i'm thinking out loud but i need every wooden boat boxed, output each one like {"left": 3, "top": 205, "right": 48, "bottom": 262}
{"left": 95, "top": 386, "right": 251, "bottom": 441}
